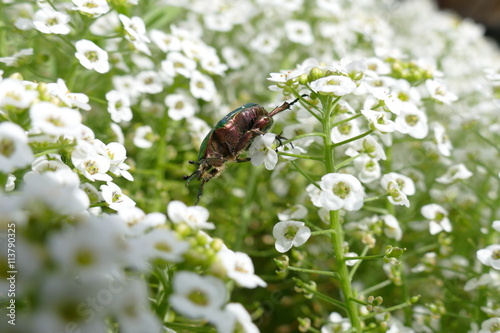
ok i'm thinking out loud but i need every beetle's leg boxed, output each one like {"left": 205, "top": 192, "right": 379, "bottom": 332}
{"left": 275, "top": 132, "right": 294, "bottom": 151}
{"left": 236, "top": 157, "right": 251, "bottom": 163}
{"left": 268, "top": 94, "right": 308, "bottom": 117}
{"left": 188, "top": 160, "right": 200, "bottom": 165}
{"left": 194, "top": 180, "right": 206, "bottom": 205}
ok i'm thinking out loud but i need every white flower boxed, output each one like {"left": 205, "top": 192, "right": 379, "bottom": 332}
{"left": 273, "top": 220, "right": 311, "bottom": 253}
{"left": 354, "top": 155, "right": 381, "bottom": 183}
{"left": 0, "top": 122, "right": 33, "bottom": 173}
{"left": 31, "top": 154, "right": 71, "bottom": 173}
{"left": 106, "top": 90, "right": 133, "bottom": 123}
{"left": 250, "top": 32, "right": 280, "bottom": 55}
{"left": 361, "top": 109, "right": 397, "bottom": 133}
{"left": 381, "top": 215, "right": 402, "bottom": 241}
{"left": 30, "top": 102, "right": 83, "bottom": 138}
{"left": 311, "top": 173, "right": 365, "bottom": 211}
{"left": 136, "top": 228, "right": 190, "bottom": 264}
{"left": 48, "top": 215, "right": 124, "bottom": 279}
{"left": 421, "top": 203, "right": 452, "bottom": 235}
{"left": 321, "top": 312, "right": 352, "bottom": 333}
{"left": 190, "top": 71, "right": 216, "bottom": 101}
{"left": 370, "top": 87, "right": 402, "bottom": 115}
{"left": 345, "top": 252, "right": 360, "bottom": 266}
{"left": 224, "top": 303, "right": 259, "bottom": 333}
{"left": 493, "top": 220, "right": 500, "bottom": 232}
{"left": 167, "top": 200, "right": 215, "bottom": 229}
{"left": 100, "top": 182, "right": 136, "bottom": 211}
{"left": 165, "top": 93, "right": 197, "bottom": 120}
{"left": 395, "top": 102, "right": 429, "bottom": 139}
{"left": 136, "top": 70, "right": 163, "bottom": 94}
{"left": 75, "top": 39, "right": 110, "bottom": 73}
{"left": 426, "top": 79, "right": 458, "bottom": 105}
{"left": 169, "top": 271, "right": 226, "bottom": 319}
{"left": 161, "top": 52, "right": 197, "bottom": 78}
{"left": 33, "top": 7, "right": 70, "bottom": 35}
{"left": 310, "top": 75, "right": 357, "bottom": 96}
{"left": 383, "top": 172, "right": 415, "bottom": 196}
{"left": 478, "top": 317, "right": 500, "bottom": 333}
{"left": 345, "top": 135, "right": 386, "bottom": 160}
{"left": 72, "top": 0, "right": 110, "bottom": 17}
{"left": 110, "top": 279, "right": 161, "bottom": 333}
{"left": 477, "top": 245, "right": 500, "bottom": 270}
{"left": 217, "top": 250, "right": 267, "bottom": 288}
{"left": 248, "top": 133, "right": 278, "bottom": 170}
{"left": 22, "top": 170, "right": 90, "bottom": 215}
{"left": 464, "top": 273, "right": 493, "bottom": 291}
{"left": 330, "top": 115, "right": 361, "bottom": 143}
{"left": 432, "top": 122, "right": 452, "bottom": 156}
{"left": 150, "top": 29, "right": 181, "bottom": 53}
{"left": 278, "top": 204, "right": 308, "bottom": 221}
{"left": 285, "top": 20, "right": 314, "bottom": 45}
{"left": 72, "top": 144, "right": 112, "bottom": 182}
{"left": 380, "top": 174, "right": 410, "bottom": 207}
{"left": 48, "top": 79, "right": 91, "bottom": 111}
{"left": 222, "top": 46, "right": 247, "bottom": 69}
{"left": 133, "top": 125, "right": 154, "bottom": 148}
{"left": 0, "top": 78, "right": 38, "bottom": 109}
{"left": 436, "top": 163, "right": 473, "bottom": 184}
{"left": 119, "top": 14, "right": 151, "bottom": 55}
{"left": 0, "top": 48, "right": 34, "bottom": 66}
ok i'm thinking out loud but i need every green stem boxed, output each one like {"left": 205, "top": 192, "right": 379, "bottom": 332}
{"left": 290, "top": 160, "right": 320, "bottom": 189}
{"left": 281, "top": 132, "right": 325, "bottom": 145}
{"left": 331, "top": 113, "right": 363, "bottom": 128}
{"left": 332, "top": 129, "right": 375, "bottom": 148}
{"left": 287, "top": 266, "right": 339, "bottom": 279}
{"left": 278, "top": 152, "right": 324, "bottom": 161}
{"left": 321, "top": 96, "right": 362, "bottom": 331}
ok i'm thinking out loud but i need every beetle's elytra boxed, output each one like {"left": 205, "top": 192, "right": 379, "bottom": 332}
{"left": 184, "top": 95, "right": 305, "bottom": 204}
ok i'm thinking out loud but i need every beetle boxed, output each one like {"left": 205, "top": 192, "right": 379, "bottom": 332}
{"left": 183, "top": 95, "right": 305, "bottom": 204}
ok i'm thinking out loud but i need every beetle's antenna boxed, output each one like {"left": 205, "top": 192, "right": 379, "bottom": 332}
{"left": 268, "top": 94, "right": 308, "bottom": 117}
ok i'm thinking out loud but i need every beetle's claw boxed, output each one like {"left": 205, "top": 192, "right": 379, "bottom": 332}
{"left": 188, "top": 160, "right": 199, "bottom": 165}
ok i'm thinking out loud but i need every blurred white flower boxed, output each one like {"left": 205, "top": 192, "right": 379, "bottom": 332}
{"left": 285, "top": 20, "right": 314, "bottom": 45}
{"left": 189, "top": 71, "right": 216, "bottom": 101}
{"left": 395, "top": 102, "right": 428, "bottom": 139}
{"left": 311, "top": 173, "right": 365, "bottom": 211}
{"left": 100, "top": 182, "right": 136, "bottom": 211}
{"left": 133, "top": 125, "right": 154, "bottom": 149}
{"left": 134, "top": 228, "right": 190, "bottom": 264}
{"left": 0, "top": 78, "right": 38, "bottom": 109}
{"left": 161, "top": 51, "right": 197, "bottom": 78}
{"left": 421, "top": 203, "right": 452, "bottom": 235}
{"left": 22, "top": 170, "right": 90, "bottom": 215}
{"left": 477, "top": 245, "right": 500, "bottom": 270}
{"left": 150, "top": 29, "right": 181, "bottom": 53}
{"left": 321, "top": 312, "right": 352, "bottom": 333}
{"left": 106, "top": 90, "right": 133, "bottom": 123}
{"left": 136, "top": 70, "right": 164, "bottom": 94}
{"left": 354, "top": 155, "right": 381, "bottom": 183}
{"left": 273, "top": 220, "right": 311, "bottom": 253}
{"left": 432, "top": 122, "right": 452, "bottom": 157}
{"left": 75, "top": 39, "right": 110, "bottom": 74}
{"left": 278, "top": 204, "right": 307, "bottom": 221}
{"left": 72, "top": 0, "right": 110, "bottom": 17}
{"left": 345, "top": 135, "right": 386, "bottom": 160}
{"left": 169, "top": 271, "right": 226, "bottom": 319}
{"left": 250, "top": 32, "right": 280, "bottom": 55}
{"left": 310, "top": 75, "right": 357, "bottom": 96}
{"left": 30, "top": 102, "right": 83, "bottom": 138}
{"left": 478, "top": 317, "right": 500, "bottom": 333}
{"left": 165, "top": 93, "right": 197, "bottom": 120}
{"left": 0, "top": 122, "right": 33, "bottom": 173}
{"left": 381, "top": 215, "right": 402, "bottom": 241}
{"left": 33, "top": 7, "right": 70, "bottom": 35}
{"left": 426, "top": 79, "right": 457, "bottom": 105}
{"left": 167, "top": 200, "right": 215, "bottom": 229}
{"left": 330, "top": 115, "right": 361, "bottom": 143}
{"left": 436, "top": 163, "right": 473, "bottom": 184}
{"left": 217, "top": 250, "right": 267, "bottom": 288}
{"left": 119, "top": 14, "right": 151, "bottom": 55}
{"left": 111, "top": 279, "right": 161, "bottom": 333}
{"left": 248, "top": 133, "right": 278, "bottom": 170}
{"left": 493, "top": 220, "right": 500, "bottom": 232}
